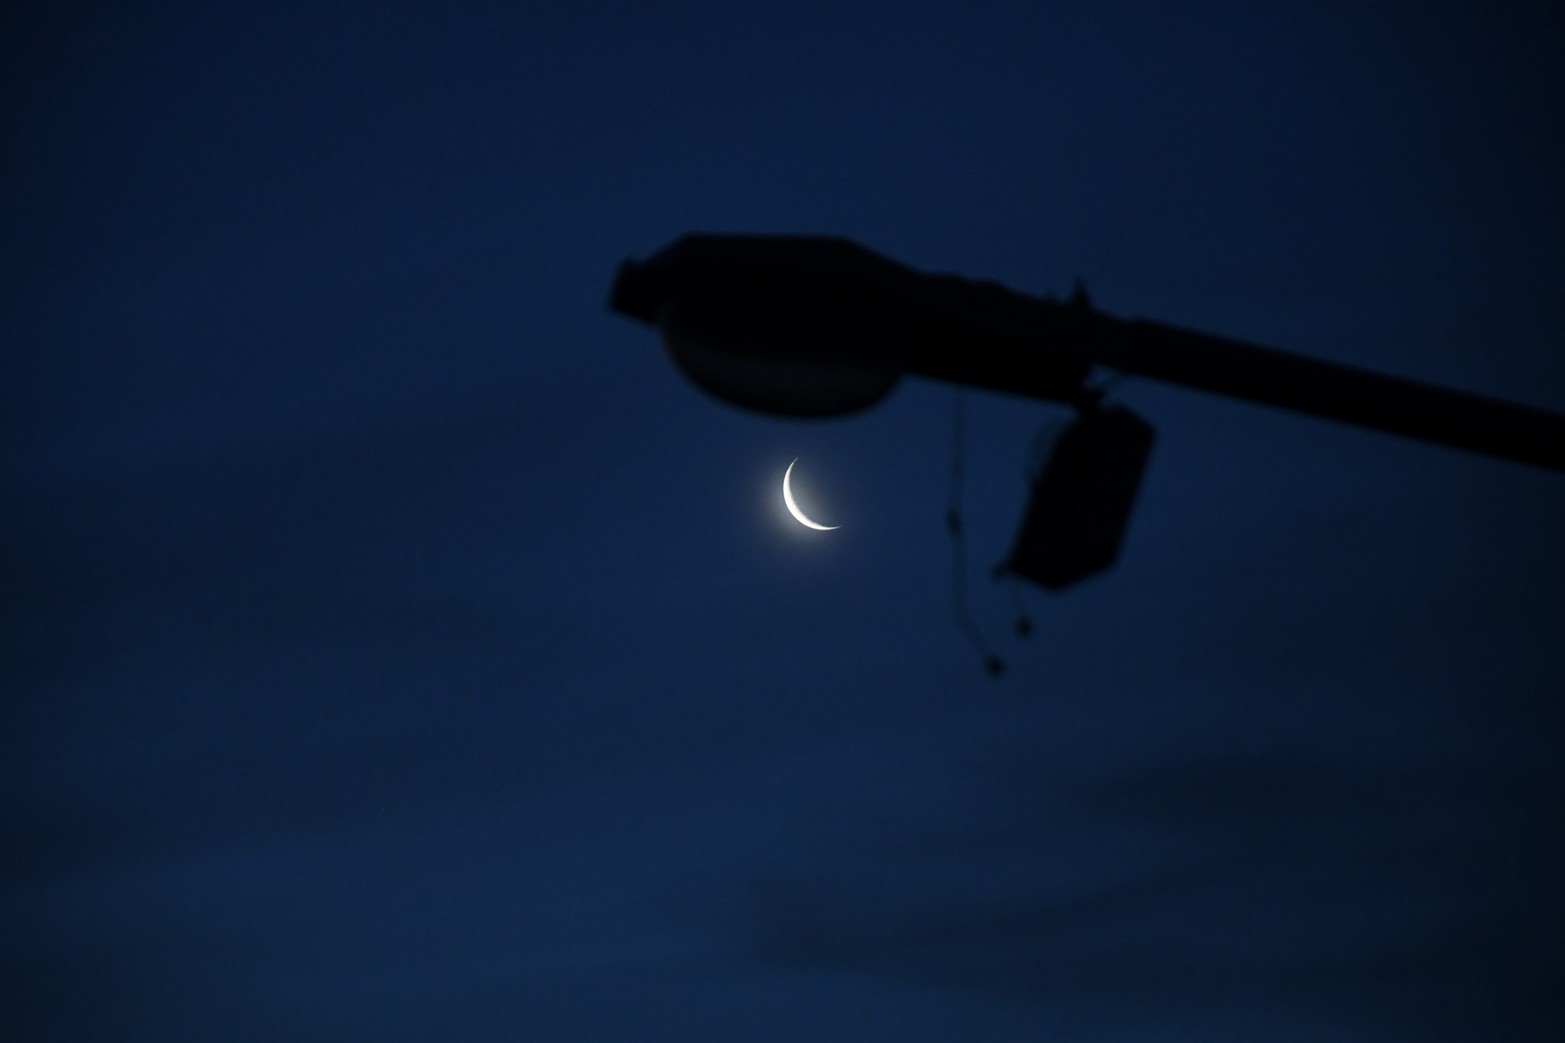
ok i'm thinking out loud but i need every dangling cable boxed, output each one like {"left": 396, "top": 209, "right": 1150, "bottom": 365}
{"left": 947, "top": 391, "right": 1004, "bottom": 676}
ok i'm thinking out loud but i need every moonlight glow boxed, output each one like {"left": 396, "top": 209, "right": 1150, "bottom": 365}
{"left": 783, "top": 459, "right": 839, "bottom": 531}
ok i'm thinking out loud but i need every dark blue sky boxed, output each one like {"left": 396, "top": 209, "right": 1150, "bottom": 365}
{"left": 5, "top": 2, "right": 1563, "bottom": 1039}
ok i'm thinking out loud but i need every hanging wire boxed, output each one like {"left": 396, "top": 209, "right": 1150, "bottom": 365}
{"left": 947, "top": 391, "right": 1004, "bottom": 676}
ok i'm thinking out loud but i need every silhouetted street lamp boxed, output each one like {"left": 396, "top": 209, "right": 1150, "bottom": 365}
{"left": 609, "top": 234, "right": 1565, "bottom": 589}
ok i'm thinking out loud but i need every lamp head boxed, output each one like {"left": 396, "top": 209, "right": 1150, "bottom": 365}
{"left": 609, "top": 233, "right": 1093, "bottom": 417}
{"left": 657, "top": 298, "right": 899, "bottom": 418}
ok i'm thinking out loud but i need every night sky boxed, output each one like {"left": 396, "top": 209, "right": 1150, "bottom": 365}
{"left": 6, "top": 3, "right": 1564, "bottom": 1039}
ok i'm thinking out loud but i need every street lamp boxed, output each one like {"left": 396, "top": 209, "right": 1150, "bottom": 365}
{"left": 609, "top": 234, "right": 1565, "bottom": 588}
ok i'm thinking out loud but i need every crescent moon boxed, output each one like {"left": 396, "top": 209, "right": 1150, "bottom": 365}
{"left": 783, "top": 459, "right": 839, "bottom": 531}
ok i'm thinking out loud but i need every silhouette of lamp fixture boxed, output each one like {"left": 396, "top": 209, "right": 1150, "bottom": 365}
{"left": 610, "top": 234, "right": 1565, "bottom": 590}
